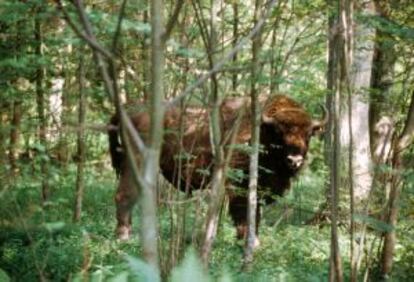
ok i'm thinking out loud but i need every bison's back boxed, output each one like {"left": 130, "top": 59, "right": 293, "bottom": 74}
{"left": 160, "top": 100, "right": 252, "bottom": 191}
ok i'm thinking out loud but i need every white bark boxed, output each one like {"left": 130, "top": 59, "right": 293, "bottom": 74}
{"left": 341, "top": 1, "right": 376, "bottom": 201}
{"left": 372, "top": 116, "right": 394, "bottom": 163}
{"left": 48, "top": 77, "right": 64, "bottom": 141}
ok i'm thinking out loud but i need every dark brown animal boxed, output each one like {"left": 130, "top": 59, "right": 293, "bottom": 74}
{"left": 108, "top": 95, "right": 327, "bottom": 241}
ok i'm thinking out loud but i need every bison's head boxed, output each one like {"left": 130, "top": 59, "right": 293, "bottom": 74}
{"left": 261, "top": 96, "right": 328, "bottom": 172}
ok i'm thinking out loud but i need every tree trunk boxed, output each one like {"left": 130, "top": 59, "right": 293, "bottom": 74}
{"left": 35, "top": 12, "right": 49, "bottom": 202}
{"left": 0, "top": 103, "right": 8, "bottom": 168}
{"left": 369, "top": 1, "right": 396, "bottom": 160}
{"left": 47, "top": 18, "right": 66, "bottom": 149}
{"left": 327, "top": 0, "right": 345, "bottom": 281}
{"left": 141, "top": 7, "right": 150, "bottom": 101}
{"left": 200, "top": 0, "right": 226, "bottom": 265}
{"left": 73, "top": 52, "right": 87, "bottom": 222}
{"left": 231, "top": 2, "right": 239, "bottom": 93}
{"left": 136, "top": 0, "right": 165, "bottom": 274}
{"left": 243, "top": 0, "right": 262, "bottom": 270}
{"left": 342, "top": 1, "right": 375, "bottom": 202}
{"left": 381, "top": 90, "right": 414, "bottom": 278}
{"left": 8, "top": 100, "right": 22, "bottom": 174}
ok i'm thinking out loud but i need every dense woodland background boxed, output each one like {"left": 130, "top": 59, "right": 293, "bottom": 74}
{"left": 0, "top": 0, "right": 413, "bottom": 281}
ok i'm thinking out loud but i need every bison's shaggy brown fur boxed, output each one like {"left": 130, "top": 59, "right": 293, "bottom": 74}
{"left": 109, "top": 95, "right": 327, "bottom": 240}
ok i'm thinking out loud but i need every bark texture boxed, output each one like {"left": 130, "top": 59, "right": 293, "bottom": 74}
{"left": 244, "top": 0, "right": 263, "bottom": 269}
{"left": 74, "top": 53, "right": 87, "bottom": 222}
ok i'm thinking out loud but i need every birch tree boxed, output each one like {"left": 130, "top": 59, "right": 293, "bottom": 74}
{"left": 341, "top": 1, "right": 376, "bottom": 202}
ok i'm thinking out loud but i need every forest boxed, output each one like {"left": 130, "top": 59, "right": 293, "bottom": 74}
{"left": 0, "top": 0, "right": 413, "bottom": 281}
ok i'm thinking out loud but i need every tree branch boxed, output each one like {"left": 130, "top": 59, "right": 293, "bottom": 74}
{"left": 167, "top": 0, "right": 280, "bottom": 108}
{"left": 112, "top": 0, "right": 128, "bottom": 52}
{"left": 55, "top": 0, "right": 115, "bottom": 60}
{"left": 163, "top": 0, "right": 184, "bottom": 40}
{"left": 56, "top": 0, "right": 148, "bottom": 189}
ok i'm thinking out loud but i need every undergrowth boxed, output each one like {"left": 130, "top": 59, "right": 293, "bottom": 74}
{"left": 0, "top": 162, "right": 413, "bottom": 281}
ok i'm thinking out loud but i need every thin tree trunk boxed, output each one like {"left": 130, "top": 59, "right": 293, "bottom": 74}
{"left": 325, "top": 0, "right": 336, "bottom": 179}
{"left": 56, "top": 33, "right": 70, "bottom": 163}
{"left": 8, "top": 12, "right": 25, "bottom": 175}
{"left": 369, "top": 1, "right": 396, "bottom": 158}
{"left": 329, "top": 64, "right": 344, "bottom": 282}
{"left": 170, "top": 18, "right": 191, "bottom": 270}
{"left": 381, "top": 90, "right": 414, "bottom": 277}
{"left": 244, "top": 0, "right": 262, "bottom": 270}
{"left": 141, "top": 7, "right": 150, "bottom": 101}
{"left": 200, "top": 0, "right": 226, "bottom": 266}
{"left": 8, "top": 101, "right": 22, "bottom": 174}
{"left": 35, "top": 12, "right": 49, "bottom": 202}
{"left": 269, "top": 25, "right": 280, "bottom": 94}
{"left": 73, "top": 52, "right": 87, "bottom": 222}
{"left": 136, "top": 0, "right": 165, "bottom": 274}
{"left": 327, "top": 0, "right": 344, "bottom": 281}
{"left": 268, "top": 0, "right": 287, "bottom": 93}
{"left": 231, "top": 2, "right": 239, "bottom": 93}
{"left": 0, "top": 103, "right": 8, "bottom": 168}
{"left": 268, "top": 0, "right": 285, "bottom": 93}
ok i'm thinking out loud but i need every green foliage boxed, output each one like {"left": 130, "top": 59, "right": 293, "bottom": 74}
{"left": 126, "top": 255, "right": 160, "bottom": 282}
{"left": 0, "top": 0, "right": 413, "bottom": 281}
{"left": 0, "top": 268, "right": 10, "bottom": 282}
{"left": 353, "top": 214, "right": 394, "bottom": 233}
{"left": 367, "top": 14, "right": 414, "bottom": 42}
{"left": 170, "top": 248, "right": 209, "bottom": 282}
{"left": 1, "top": 155, "right": 414, "bottom": 281}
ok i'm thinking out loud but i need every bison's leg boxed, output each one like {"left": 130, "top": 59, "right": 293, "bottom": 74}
{"left": 115, "top": 167, "right": 138, "bottom": 240}
{"left": 228, "top": 194, "right": 261, "bottom": 247}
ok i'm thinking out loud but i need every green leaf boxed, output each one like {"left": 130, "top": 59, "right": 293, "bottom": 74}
{"left": 31, "top": 143, "right": 46, "bottom": 153}
{"left": 353, "top": 214, "right": 394, "bottom": 233}
{"left": 226, "top": 168, "right": 247, "bottom": 183}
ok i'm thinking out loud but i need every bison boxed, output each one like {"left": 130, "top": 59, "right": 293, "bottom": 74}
{"left": 108, "top": 95, "right": 327, "bottom": 241}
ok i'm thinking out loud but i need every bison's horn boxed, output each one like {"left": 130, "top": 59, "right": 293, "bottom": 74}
{"left": 311, "top": 103, "right": 329, "bottom": 131}
{"left": 262, "top": 110, "right": 275, "bottom": 124}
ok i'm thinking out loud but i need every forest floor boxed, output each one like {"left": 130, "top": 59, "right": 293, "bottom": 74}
{"left": 0, "top": 162, "right": 413, "bottom": 281}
